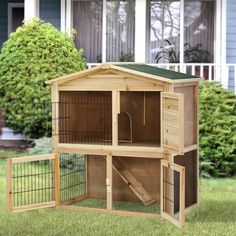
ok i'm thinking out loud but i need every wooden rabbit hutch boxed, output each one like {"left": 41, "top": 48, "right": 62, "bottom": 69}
{"left": 6, "top": 64, "right": 201, "bottom": 228}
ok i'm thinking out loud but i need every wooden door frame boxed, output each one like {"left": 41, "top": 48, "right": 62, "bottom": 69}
{"left": 160, "top": 159, "right": 185, "bottom": 228}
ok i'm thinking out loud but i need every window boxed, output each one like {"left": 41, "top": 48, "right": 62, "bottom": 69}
{"left": 73, "top": 0, "right": 103, "bottom": 63}
{"left": 146, "top": 0, "right": 216, "bottom": 64}
{"left": 184, "top": 0, "right": 215, "bottom": 63}
{"left": 146, "top": 1, "right": 180, "bottom": 63}
{"left": 72, "top": 0, "right": 135, "bottom": 63}
{"left": 106, "top": 0, "right": 135, "bottom": 62}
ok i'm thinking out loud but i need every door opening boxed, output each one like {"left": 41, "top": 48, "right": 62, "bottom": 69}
{"left": 8, "top": 3, "right": 24, "bottom": 37}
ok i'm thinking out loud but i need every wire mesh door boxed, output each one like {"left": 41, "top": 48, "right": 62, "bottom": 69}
{"left": 160, "top": 159, "right": 185, "bottom": 228}
{"left": 6, "top": 154, "right": 56, "bottom": 213}
{"left": 60, "top": 153, "right": 87, "bottom": 205}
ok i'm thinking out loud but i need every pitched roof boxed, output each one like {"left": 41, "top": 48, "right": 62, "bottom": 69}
{"left": 45, "top": 63, "right": 201, "bottom": 85}
{"left": 115, "top": 64, "right": 198, "bottom": 80}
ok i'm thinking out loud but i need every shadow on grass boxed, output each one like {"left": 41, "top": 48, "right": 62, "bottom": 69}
{"left": 188, "top": 200, "right": 236, "bottom": 223}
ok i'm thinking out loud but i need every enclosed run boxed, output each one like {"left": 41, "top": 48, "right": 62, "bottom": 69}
{"left": 6, "top": 64, "right": 202, "bottom": 228}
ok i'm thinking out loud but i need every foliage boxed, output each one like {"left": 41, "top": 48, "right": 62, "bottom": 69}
{"left": 119, "top": 51, "right": 134, "bottom": 62}
{"left": 184, "top": 43, "right": 211, "bottom": 63}
{"left": 96, "top": 54, "right": 102, "bottom": 63}
{"left": 28, "top": 137, "right": 52, "bottom": 155}
{"left": 0, "top": 18, "right": 86, "bottom": 138}
{"left": 155, "top": 40, "right": 212, "bottom": 63}
{"left": 155, "top": 39, "right": 179, "bottom": 63}
{"left": 199, "top": 81, "right": 236, "bottom": 177}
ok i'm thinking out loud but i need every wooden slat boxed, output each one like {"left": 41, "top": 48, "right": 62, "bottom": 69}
{"left": 112, "top": 91, "right": 118, "bottom": 146}
{"left": 6, "top": 159, "right": 13, "bottom": 213}
{"left": 60, "top": 194, "right": 88, "bottom": 205}
{"left": 59, "top": 205, "right": 162, "bottom": 220}
{"left": 54, "top": 153, "right": 60, "bottom": 207}
{"left": 106, "top": 155, "right": 113, "bottom": 211}
{"left": 57, "top": 143, "right": 164, "bottom": 158}
{"left": 11, "top": 154, "right": 55, "bottom": 163}
{"left": 12, "top": 201, "right": 56, "bottom": 213}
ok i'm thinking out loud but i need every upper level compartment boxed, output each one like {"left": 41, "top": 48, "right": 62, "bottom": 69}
{"left": 47, "top": 63, "right": 202, "bottom": 156}
{"left": 118, "top": 91, "right": 160, "bottom": 147}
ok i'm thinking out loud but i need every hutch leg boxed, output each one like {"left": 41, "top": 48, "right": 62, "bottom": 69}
{"left": 106, "top": 155, "right": 113, "bottom": 211}
{"left": 54, "top": 152, "right": 60, "bottom": 207}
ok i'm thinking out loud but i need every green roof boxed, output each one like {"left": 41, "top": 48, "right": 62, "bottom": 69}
{"left": 115, "top": 64, "right": 198, "bottom": 80}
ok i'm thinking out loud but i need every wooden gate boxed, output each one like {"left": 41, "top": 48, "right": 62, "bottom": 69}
{"left": 60, "top": 153, "right": 87, "bottom": 205}
{"left": 161, "top": 159, "right": 185, "bottom": 228}
{"left": 6, "top": 154, "right": 57, "bottom": 213}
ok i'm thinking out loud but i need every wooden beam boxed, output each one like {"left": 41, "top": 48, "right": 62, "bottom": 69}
{"left": 52, "top": 83, "right": 59, "bottom": 152}
{"left": 112, "top": 91, "right": 118, "bottom": 146}
{"left": 6, "top": 159, "right": 13, "bottom": 213}
{"left": 106, "top": 155, "right": 113, "bottom": 211}
{"left": 54, "top": 153, "right": 60, "bottom": 207}
{"left": 12, "top": 201, "right": 56, "bottom": 213}
{"left": 58, "top": 205, "right": 162, "bottom": 220}
{"left": 11, "top": 154, "right": 55, "bottom": 163}
{"left": 57, "top": 143, "right": 164, "bottom": 158}
{"left": 60, "top": 194, "right": 88, "bottom": 206}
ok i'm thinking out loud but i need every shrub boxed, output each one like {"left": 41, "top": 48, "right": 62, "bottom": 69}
{"left": 199, "top": 81, "right": 236, "bottom": 177}
{"left": 0, "top": 18, "right": 86, "bottom": 138}
{"left": 28, "top": 137, "right": 52, "bottom": 155}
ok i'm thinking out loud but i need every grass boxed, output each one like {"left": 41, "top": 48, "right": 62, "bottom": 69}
{"left": 0, "top": 150, "right": 236, "bottom": 235}
{"left": 72, "top": 199, "right": 160, "bottom": 213}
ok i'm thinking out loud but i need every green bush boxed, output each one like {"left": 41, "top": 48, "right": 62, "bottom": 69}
{"left": 199, "top": 81, "right": 236, "bottom": 177}
{"left": 28, "top": 137, "right": 52, "bottom": 155}
{"left": 0, "top": 18, "right": 86, "bottom": 138}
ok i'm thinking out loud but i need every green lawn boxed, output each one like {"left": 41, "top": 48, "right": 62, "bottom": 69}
{"left": 0, "top": 151, "right": 236, "bottom": 236}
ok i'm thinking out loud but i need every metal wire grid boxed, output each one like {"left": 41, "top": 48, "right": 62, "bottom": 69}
{"left": 12, "top": 160, "right": 54, "bottom": 207}
{"left": 55, "top": 91, "right": 112, "bottom": 145}
{"left": 60, "top": 153, "right": 86, "bottom": 202}
{"left": 162, "top": 166, "right": 180, "bottom": 219}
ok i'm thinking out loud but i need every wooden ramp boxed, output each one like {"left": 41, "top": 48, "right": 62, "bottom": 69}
{"left": 112, "top": 158, "right": 156, "bottom": 206}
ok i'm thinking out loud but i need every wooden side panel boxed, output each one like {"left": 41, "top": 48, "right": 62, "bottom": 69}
{"left": 174, "top": 86, "right": 197, "bottom": 147}
{"left": 87, "top": 155, "right": 161, "bottom": 203}
{"left": 161, "top": 92, "right": 184, "bottom": 154}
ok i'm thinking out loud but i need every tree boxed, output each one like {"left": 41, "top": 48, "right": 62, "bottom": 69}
{"left": 0, "top": 18, "right": 86, "bottom": 137}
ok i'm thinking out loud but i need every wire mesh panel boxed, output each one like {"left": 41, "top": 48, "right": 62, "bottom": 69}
{"left": 161, "top": 160, "right": 185, "bottom": 228}
{"left": 7, "top": 154, "right": 56, "bottom": 212}
{"left": 60, "top": 153, "right": 87, "bottom": 203}
{"left": 57, "top": 91, "right": 112, "bottom": 145}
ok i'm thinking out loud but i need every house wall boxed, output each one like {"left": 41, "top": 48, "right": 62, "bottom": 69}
{"left": 0, "top": 0, "right": 24, "bottom": 47}
{"left": 39, "top": 0, "right": 61, "bottom": 29}
{"left": 227, "top": 0, "right": 236, "bottom": 91}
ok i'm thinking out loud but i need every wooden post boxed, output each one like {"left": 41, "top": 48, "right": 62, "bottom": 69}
{"left": 51, "top": 83, "right": 59, "bottom": 152}
{"left": 51, "top": 83, "right": 60, "bottom": 206}
{"left": 6, "top": 159, "right": 13, "bottom": 213}
{"left": 106, "top": 155, "right": 113, "bottom": 211}
{"left": 54, "top": 153, "right": 60, "bottom": 207}
{"left": 112, "top": 91, "right": 118, "bottom": 146}
{"left": 179, "top": 166, "right": 185, "bottom": 228}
